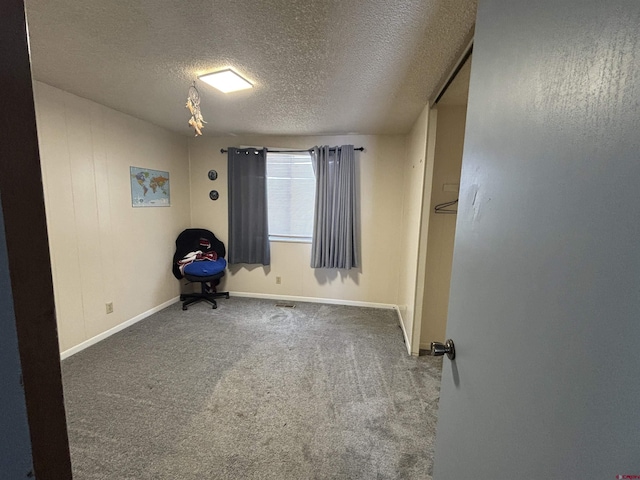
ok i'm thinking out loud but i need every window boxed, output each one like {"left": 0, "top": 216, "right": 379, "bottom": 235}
{"left": 266, "top": 151, "right": 316, "bottom": 242}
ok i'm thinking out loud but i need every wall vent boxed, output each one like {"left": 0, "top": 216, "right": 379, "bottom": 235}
{"left": 275, "top": 303, "right": 296, "bottom": 308}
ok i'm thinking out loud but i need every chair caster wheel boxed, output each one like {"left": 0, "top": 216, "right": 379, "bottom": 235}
{"left": 225, "top": 293, "right": 230, "bottom": 299}
{"left": 180, "top": 295, "right": 186, "bottom": 301}
{"left": 212, "top": 304, "right": 217, "bottom": 309}
{"left": 182, "top": 305, "right": 188, "bottom": 311}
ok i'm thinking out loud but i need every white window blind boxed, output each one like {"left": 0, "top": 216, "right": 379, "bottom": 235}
{"left": 266, "top": 151, "right": 315, "bottom": 242}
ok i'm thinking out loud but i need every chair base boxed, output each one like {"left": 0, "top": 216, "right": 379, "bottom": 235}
{"left": 180, "top": 281, "right": 229, "bottom": 310}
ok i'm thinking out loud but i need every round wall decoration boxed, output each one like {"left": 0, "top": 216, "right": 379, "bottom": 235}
{"left": 208, "top": 169, "right": 218, "bottom": 181}
{"left": 209, "top": 190, "right": 219, "bottom": 201}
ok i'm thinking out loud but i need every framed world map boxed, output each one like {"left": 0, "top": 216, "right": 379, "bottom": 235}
{"left": 130, "top": 167, "right": 170, "bottom": 207}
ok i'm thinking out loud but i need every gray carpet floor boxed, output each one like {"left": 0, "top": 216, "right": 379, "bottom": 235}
{"left": 61, "top": 297, "right": 442, "bottom": 480}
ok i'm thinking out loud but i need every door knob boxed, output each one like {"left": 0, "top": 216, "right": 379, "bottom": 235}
{"left": 429, "top": 339, "right": 455, "bottom": 360}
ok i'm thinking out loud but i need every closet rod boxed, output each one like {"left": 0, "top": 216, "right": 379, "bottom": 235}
{"left": 220, "top": 147, "right": 364, "bottom": 154}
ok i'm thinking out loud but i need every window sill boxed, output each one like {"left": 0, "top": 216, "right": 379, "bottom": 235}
{"left": 269, "top": 236, "right": 312, "bottom": 244}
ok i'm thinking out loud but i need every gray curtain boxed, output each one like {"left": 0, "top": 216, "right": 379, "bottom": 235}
{"left": 227, "top": 147, "right": 270, "bottom": 265}
{"left": 310, "top": 145, "right": 358, "bottom": 269}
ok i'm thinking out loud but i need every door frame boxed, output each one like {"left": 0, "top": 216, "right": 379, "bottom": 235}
{"left": 411, "top": 35, "right": 474, "bottom": 356}
{"left": 0, "top": 1, "right": 72, "bottom": 477}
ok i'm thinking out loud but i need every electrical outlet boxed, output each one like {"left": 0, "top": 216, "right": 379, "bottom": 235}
{"left": 106, "top": 302, "right": 114, "bottom": 314}
{"left": 275, "top": 276, "right": 282, "bottom": 284}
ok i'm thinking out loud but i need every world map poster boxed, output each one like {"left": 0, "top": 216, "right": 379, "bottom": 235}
{"left": 130, "top": 167, "right": 170, "bottom": 207}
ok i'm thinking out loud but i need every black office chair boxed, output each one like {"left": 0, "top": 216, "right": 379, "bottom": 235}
{"left": 172, "top": 228, "right": 230, "bottom": 310}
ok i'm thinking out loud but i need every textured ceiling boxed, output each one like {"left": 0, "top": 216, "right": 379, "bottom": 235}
{"left": 25, "top": 0, "right": 476, "bottom": 137}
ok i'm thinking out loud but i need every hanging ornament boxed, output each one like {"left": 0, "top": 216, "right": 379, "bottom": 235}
{"left": 186, "top": 82, "right": 207, "bottom": 136}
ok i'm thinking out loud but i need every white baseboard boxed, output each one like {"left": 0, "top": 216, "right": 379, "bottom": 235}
{"left": 229, "top": 291, "right": 412, "bottom": 355}
{"left": 394, "top": 306, "right": 413, "bottom": 356}
{"left": 228, "top": 291, "right": 397, "bottom": 310}
{"left": 60, "top": 296, "right": 180, "bottom": 360}
{"left": 60, "top": 293, "right": 410, "bottom": 360}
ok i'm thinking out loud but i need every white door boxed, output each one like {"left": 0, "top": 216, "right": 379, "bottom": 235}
{"left": 432, "top": 1, "right": 640, "bottom": 478}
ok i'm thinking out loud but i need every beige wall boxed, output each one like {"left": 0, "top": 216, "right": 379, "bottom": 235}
{"left": 34, "top": 82, "right": 191, "bottom": 353}
{"left": 188, "top": 134, "right": 406, "bottom": 305}
{"left": 33, "top": 84, "right": 433, "bottom": 355}
{"left": 396, "top": 105, "right": 431, "bottom": 353}
{"left": 420, "top": 105, "right": 466, "bottom": 348}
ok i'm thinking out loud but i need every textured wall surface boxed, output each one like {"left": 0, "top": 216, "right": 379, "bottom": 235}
{"left": 434, "top": 0, "right": 640, "bottom": 477}
{"left": 33, "top": 81, "right": 435, "bottom": 353}
{"left": 189, "top": 134, "right": 407, "bottom": 306}
{"left": 34, "top": 82, "right": 191, "bottom": 353}
{"left": 396, "top": 104, "right": 431, "bottom": 353}
{"left": 25, "top": 0, "right": 476, "bottom": 137}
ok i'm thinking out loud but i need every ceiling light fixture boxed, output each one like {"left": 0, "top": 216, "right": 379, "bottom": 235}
{"left": 199, "top": 69, "right": 253, "bottom": 93}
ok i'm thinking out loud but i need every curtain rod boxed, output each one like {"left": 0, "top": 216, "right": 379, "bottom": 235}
{"left": 220, "top": 147, "right": 364, "bottom": 154}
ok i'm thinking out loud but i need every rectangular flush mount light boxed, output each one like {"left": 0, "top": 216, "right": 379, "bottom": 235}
{"left": 199, "top": 69, "right": 253, "bottom": 93}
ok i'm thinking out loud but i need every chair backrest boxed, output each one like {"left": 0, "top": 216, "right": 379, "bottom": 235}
{"left": 172, "top": 228, "right": 225, "bottom": 279}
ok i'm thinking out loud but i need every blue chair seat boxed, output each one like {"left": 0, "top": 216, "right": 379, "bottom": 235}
{"left": 183, "top": 258, "right": 227, "bottom": 277}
